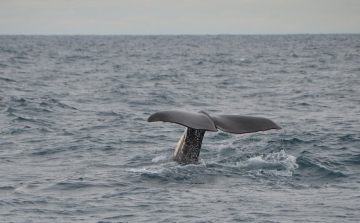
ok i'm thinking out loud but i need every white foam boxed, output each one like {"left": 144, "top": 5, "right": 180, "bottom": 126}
{"left": 151, "top": 155, "right": 168, "bottom": 163}
{"left": 218, "top": 142, "right": 236, "bottom": 157}
{"left": 126, "top": 160, "right": 177, "bottom": 174}
{"left": 238, "top": 150, "right": 298, "bottom": 175}
{"left": 126, "top": 166, "right": 165, "bottom": 174}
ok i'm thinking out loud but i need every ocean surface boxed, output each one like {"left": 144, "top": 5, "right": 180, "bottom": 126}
{"left": 1, "top": 35, "right": 360, "bottom": 222}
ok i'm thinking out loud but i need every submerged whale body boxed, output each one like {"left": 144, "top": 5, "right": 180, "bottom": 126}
{"left": 148, "top": 110, "right": 281, "bottom": 164}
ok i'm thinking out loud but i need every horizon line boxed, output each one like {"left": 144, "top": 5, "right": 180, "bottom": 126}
{"left": 1, "top": 33, "right": 360, "bottom": 36}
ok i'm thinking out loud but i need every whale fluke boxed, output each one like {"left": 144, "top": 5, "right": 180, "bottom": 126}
{"left": 148, "top": 110, "right": 217, "bottom": 131}
{"left": 148, "top": 110, "right": 281, "bottom": 164}
{"left": 210, "top": 115, "right": 281, "bottom": 134}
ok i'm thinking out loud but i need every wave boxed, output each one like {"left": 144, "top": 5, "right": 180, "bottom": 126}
{"left": 126, "top": 150, "right": 299, "bottom": 185}
{"left": 343, "top": 154, "right": 360, "bottom": 165}
{"left": 296, "top": 156, "right": 347, "bottom": 180}
{"left": 126, "top": 145, "right": 351, "bottom": 188}
{"left": 238, "top": 150, "right": 298, "bottom": 172}
{"left": 0, "top": 76, "right": 16, "bottom": 82}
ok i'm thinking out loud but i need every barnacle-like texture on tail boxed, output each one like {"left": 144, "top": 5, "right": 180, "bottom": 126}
{"left": 173, "top": 128, "right": 205, "bottom": 164}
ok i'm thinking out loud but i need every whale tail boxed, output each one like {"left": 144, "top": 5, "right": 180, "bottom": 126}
{"left": 173, "top": 127, "right": 205, "bottom": 163}
{"left": 148, "top": 110, "right": 281, "bottom": 164}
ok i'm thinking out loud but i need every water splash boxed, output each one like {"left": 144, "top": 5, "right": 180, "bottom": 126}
{"left": 151, "top": 155, "right": 168, "bottom": 163}
{"left": 239, "top": 150, "right": 298, "bottom": 177}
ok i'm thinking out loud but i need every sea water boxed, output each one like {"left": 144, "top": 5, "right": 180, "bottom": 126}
{"left": 1, "top": 35, "right": 360, "bottom": 222}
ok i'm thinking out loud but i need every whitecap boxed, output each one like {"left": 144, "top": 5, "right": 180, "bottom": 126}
{"left": 126, "top": 166, "right": 165, "bottom": 174}
{"left": 218, "top": 142, "right": 236, "bottom": 157}
{"left": 238, "top": 150, "right": 298, "bottom": 176}
{"left": 151, "top": 155, "right": 168, "bottom": 163}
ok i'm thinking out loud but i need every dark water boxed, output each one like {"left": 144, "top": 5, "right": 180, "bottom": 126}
{"left": 1, "top": 35, "right": 360, "bottom": 222}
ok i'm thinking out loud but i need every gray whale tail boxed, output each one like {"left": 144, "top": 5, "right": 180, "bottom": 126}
{"left": 148, "top": 110, "right": 281, "bottom": 164}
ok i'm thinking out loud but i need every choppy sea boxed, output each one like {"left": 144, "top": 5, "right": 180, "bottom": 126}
{"left": 1, "top": 35, "right": 360, "bottom": 222}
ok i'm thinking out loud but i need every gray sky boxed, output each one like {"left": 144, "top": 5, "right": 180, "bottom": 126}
{"left": 1, "top": 0, "right": 359, "bottom": 35}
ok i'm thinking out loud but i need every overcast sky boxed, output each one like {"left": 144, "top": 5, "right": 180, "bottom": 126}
{"left": 1, "top": 0, "right": 359, "bottom": 35}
